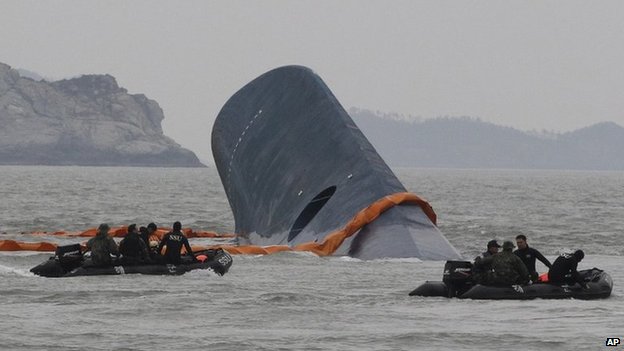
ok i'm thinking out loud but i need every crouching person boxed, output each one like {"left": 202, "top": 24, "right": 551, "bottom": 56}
{"left": 548, "top": 250, "right": 587, "bottom": 288}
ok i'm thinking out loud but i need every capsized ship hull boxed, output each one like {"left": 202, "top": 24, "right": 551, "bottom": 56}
{"left": 211, "top": 65, "right": 461, "bottom": 260}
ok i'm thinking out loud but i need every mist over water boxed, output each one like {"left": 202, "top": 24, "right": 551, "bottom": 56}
{"left": 0, "top": 166, "right": 622, "bottom": 350}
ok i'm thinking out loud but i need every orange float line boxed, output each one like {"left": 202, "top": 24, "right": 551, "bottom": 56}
{"left": 27, "top": 228, "right": 235, "bottom": 239}
{"left": 0, "top": 240, "right": 58, "bottom": 252}
{"left": 1, "top": 192, "right": 434, "bottom": 256}
{"left": 29, "top": 231, "right": 70, "bottom": 236}
{"left": 198, "top": 192, "right": 436, "bottom": 257}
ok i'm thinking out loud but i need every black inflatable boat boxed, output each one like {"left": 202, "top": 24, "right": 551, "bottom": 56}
{"left": 30, "top": 244, "right": 233, "bottom": 277}
{"left": 409, "top": 260, "right": 612, "bottom": 300}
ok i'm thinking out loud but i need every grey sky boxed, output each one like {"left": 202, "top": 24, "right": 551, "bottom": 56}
{"left": 1, "top": 1, "right": 623, "bottom": 161}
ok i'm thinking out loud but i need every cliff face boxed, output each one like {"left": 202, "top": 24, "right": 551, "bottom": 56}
{"left": 0, "top": 62, "right": 203, "bottom": 167}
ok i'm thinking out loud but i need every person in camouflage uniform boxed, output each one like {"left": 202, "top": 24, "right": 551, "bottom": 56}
{"left": 86, "top": 223, "right": 119, "bottom": 267}
{"left": 474, "top": 241, "right": 530, "bottom": 286}
{"left": 472, "top": 240, "right": 502, "bottom": 284}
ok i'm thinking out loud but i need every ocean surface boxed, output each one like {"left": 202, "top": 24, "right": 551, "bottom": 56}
{"left": 0, "top": 166, "right": 622, "bottom": 351}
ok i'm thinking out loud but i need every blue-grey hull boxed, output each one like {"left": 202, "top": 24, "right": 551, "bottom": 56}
{"left": 212, "top": 66, "right": 461, "bottom": 260}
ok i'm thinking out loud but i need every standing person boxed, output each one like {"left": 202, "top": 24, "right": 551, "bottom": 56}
{"left": 514, "top": 234, "right": 552, "bottom": 282}
{"left": 548, "top": 250, "right": 586, "bottom": 287}
{"left": 474, "top": 241, "right": 530, "bottom": 286}
{"left": 86, "top": 223, "right": 119, "bottom": 267}
{"left": 119, "top": 224, "right": 150, "bottom": 265}
{"left": 157, "top": 221, "right": 196, "bottom": 265}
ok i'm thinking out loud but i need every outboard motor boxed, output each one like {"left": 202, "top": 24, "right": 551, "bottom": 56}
{"left": 30, "top": 243, "right": 84, "bottom": 277}
{"left": 55, "top": 244, "right": 84, "bottom": 272}
{"left": 211, "top": 249, "right": 233, "bottom": 276}
{"left": 442, "top": 260, "right": 473, "bottom": 297}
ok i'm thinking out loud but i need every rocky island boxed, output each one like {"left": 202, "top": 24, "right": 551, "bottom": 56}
{"left": 0, "top": 62, "right": 203, "bottom": 167}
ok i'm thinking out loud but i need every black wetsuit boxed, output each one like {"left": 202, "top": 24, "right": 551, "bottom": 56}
{"left": 139, "top": 228, "right": 150, "bottom": 249}
{"left": 548, "top": 253, "right": 582, "bottom": 285}
{"left": 514, "top": 246, "right": 551, "bottom": 281}
{"left": 157, "top": 230, "right": 194, "bottom": 265}
{"left": 119, "top": 232, "right": 150, "bottom": 265}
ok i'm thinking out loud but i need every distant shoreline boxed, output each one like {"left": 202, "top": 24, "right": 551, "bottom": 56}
{"left": 351, "top": 108, "right": 624, "bottom": 171}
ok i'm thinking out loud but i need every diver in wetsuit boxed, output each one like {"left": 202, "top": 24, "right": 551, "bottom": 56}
{"left": 514, "top": 234, "right": 551, "bottom": 282}
{"left": 119, "top": 224, "right": 150, "bottom": 265}
{"left": 548, "top": 250, "right": 586, "bottom": 287}
{"left": 157, "top": 221, "right": 196, "bottom": 265}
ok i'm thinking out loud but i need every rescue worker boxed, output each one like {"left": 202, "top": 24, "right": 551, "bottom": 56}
{"left": 548, "top": 250, "right": 586, "bottom": 287}
{"left": 514, "top": 234, "right": 551, "bottom": 282}
{"left": 472, "top": 240, "right": 501, "bottom": 284}
{"left": 157, "top": 221, "right": 196, "bottom": 265}
{"left": 119, "top": 224, "right": 150, "bottom": 265}
{"left": 474, "top": 241, "right": 530, "bottom": 286}
{"left": 139, "top": 226, "right": 148, "bottom": 245}
{"left": 86, "top": 223, "right": 119, "bottom": 267}
{"left": 482, "top": 240, "right": 501, "bottom": 258}
{"left": 141, "top": 222, "right": 160, "bottom": 249}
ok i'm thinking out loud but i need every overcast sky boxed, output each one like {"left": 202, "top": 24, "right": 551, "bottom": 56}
{"left": 1, "top": 1, "right": 623, "bottom": 161}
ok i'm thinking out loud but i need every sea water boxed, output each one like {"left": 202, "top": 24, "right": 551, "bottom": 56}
{"left": 0, "top": 166, "right": 622, "bottom": 351}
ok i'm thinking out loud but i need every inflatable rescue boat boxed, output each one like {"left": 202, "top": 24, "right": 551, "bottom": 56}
{"left": 409, "top": 260, "right": 612, "bottom": 300}
{"left": 30, "top": 244, "right": 233, "bottom": 277}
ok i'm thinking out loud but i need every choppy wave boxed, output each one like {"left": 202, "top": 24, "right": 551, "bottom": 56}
{"left": 1, "top": 166, "right": 623, "bottom": 350}
{"left": 0, "top": 263, "right": 35, "bottom": 277}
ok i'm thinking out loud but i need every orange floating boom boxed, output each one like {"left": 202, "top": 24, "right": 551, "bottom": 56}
{"left": 0, "top": 240, "right": 58, "bottom": 252}
{"left": 200, "top": 192, "right": 436, "bottom": 256}
{"left": 1, "top": 192, "right": 434, "bottom": 257}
